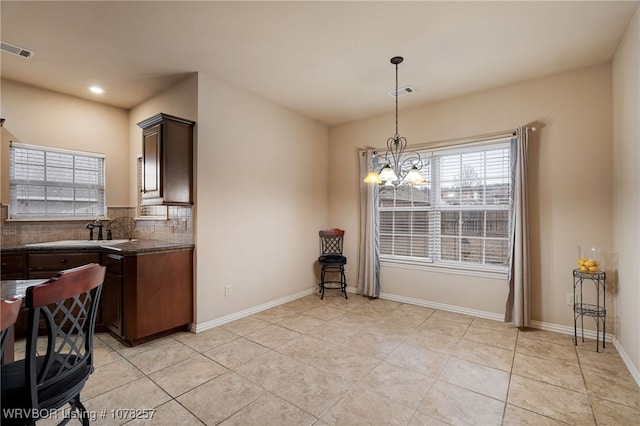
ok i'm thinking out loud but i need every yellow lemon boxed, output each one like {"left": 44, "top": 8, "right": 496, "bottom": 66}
{"left": 578, "top": 258, "right": 586, "bottom": 266}
{"left": 579, "top": 265, "right": 588, "bottom": 272}
{"left": 588, "top": 265, "right": 599, "bottom": 272}
{"left": 585, "top": 260, "right": 595, "bottom": 267}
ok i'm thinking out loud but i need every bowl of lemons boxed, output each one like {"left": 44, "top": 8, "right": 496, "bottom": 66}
{"left": 577, "top": 258, "right": 600, "bottom": 273}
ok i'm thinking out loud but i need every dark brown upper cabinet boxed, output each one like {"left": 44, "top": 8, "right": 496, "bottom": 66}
{"left": 137, "top": 113, "right": 195, "bottom": 206}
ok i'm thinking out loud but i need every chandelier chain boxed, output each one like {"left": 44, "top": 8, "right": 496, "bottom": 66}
{"left": 395, "top": 60, "right": 399, "bottom": 138}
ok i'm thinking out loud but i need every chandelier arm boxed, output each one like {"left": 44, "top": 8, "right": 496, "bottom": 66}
{"left": 386, "top": 136, "right": 408, "bottom": 174}
{"left": 397, "top": 154, "right": 425, "bottom": 179}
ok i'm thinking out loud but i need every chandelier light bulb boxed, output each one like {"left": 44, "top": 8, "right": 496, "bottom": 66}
{"left": 363, "top": 171, "right": 382, "bottom": 184}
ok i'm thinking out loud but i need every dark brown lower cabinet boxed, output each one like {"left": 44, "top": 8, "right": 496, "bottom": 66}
{"left": 1, "top": 253, "right": 26, "bottom": 279}
{"left": 101, "top": 248, "right": 193, "bottom": 346}
{"left": 2, "top": 247, "right": 193, "bottom": 346}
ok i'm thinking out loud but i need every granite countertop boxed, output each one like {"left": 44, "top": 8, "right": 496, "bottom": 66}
{"left": 1, "top": 239, "right": 194, "bottom": 255}
{"left": 98, "top": 239, "right": 194, "bottom": 255}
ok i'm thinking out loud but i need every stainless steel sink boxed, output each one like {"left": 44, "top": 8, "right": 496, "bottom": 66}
{"left": 26, "top": 239, "right": 135, "bottom": 247}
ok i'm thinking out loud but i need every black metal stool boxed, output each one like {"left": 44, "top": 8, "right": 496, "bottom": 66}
{"left": 318, "top": 228, "right": 347, "bottom": 300}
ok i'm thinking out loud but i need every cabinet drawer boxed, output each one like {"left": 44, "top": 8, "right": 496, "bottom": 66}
{"left": 28, "top": 253, "right": 101, "bottom": 273}
{"left": 103, "top": 254, "right": 124, "bottom": 275}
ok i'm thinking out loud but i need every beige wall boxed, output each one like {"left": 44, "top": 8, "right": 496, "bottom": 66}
{"left": 330, "top": 64, "right": 614, "bottom": 325}
{"left": 613, "top": 7, "right": 640, "bottom": 377}
{"left": 1, "top": 40, "right": 633, "bottom": 374}
{"left": 195, "top": 73, "right": 329, "bottom": 324}
{"left": 0, "top": 79, "right": 130, "bottom": 207}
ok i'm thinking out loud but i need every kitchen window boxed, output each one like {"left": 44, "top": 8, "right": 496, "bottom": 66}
{"left": 378, "top": 137, "right": 512, "bottom": 271}
{"left": 9, "top": 142, "right": 106, "bottom": 219}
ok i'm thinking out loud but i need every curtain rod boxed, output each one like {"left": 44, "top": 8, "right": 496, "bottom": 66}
{"left": 368, "top": 122, "right": 541, "bottom": 155}
{"left": 408, "top": 129, "right": 514, "bottom": 152}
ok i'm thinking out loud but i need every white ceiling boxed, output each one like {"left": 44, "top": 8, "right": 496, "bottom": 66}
{"left": 1, "top": 1, "right": 637, "bottom": 126}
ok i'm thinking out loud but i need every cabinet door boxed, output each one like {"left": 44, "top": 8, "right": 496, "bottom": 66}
{"left": 102, "top": 254, "right": 124, "bottom": 337}
{"left": 102, "top": 273, "right": 123, "bottom": 337}
{"left": 1, "top": 253, "right": 26, "bottom": 279}
{"left": 142, "top": 123, "right": 162, "bottom": 200}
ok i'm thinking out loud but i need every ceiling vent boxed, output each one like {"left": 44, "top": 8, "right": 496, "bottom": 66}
{"left": 1, "top": 41, "right": 35, "bottom": 59}
{"left": 387, "top": 85, "right": 415, "bottom": 97}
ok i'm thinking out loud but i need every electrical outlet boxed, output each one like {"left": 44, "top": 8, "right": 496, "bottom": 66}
{"left": 567, "top": 293, "right": 574, "bottom": 306}
{"left": 225, "top": 285, "right": 231, "bottom": 297}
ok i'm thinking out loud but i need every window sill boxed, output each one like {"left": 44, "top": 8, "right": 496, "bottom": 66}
{"left": 6, "top": 217, "right": 110, "bottom": 222}
{"left": 381, "top": 257, "right": 508, "bottom": 280}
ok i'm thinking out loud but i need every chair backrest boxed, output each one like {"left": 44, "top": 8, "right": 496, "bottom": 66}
{"left": 1, "top": 298, "right": 22, "bottom": 355}
{"left": 319, "top": 228, "right": 345, "bottom": 256}
{"left": 24, "top": 263, "right": 105, "bottom": 410}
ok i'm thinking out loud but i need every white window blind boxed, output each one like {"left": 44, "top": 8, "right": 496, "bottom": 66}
{"left": 9, "top": 143, "right": 106, "bottom": 219}
{"left": 378, "top": 138, "right": 512, "bottom": 270}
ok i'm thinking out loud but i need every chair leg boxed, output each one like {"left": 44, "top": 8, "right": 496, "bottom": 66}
{"left": 340, "top": 266, "right": 348, "bottom": 299}
{"left": 77, "top": 399, "right": 90, "bottom": 426}
{"left": 58, "top": 396, "right": 88, "bottom": 426}
{"left": 320, "top": 267, "right": 326, "bottom": 300}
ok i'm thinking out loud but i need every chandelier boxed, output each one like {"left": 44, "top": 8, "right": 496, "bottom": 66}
{"left": 364, "top": 56, "right": 426, "bottom": 186}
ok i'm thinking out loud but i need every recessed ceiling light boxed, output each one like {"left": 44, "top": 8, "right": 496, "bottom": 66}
{"left": 89, "top": 86, "right": 104, "bottom": 94}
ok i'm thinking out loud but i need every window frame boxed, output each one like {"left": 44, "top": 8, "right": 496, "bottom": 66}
{"left": 8, "top": 142, "right": 106, "bottom": 220}
{"left": 377, "top": 138, "right": 512, "bottom": 276}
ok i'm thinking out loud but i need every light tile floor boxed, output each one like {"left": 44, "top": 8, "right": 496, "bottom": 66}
{"left": 29, "top": 293, "right": 640, "bottom": 425}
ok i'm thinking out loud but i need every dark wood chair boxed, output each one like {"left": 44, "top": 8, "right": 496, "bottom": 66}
{"left": 1, "top": 298, "right": 23, "bottom": 363}
{"left": 318, "top": 228, "right": 348, "bottom": 300}
{"left": 1, "top": 263, "right": 106, "bottom": 426}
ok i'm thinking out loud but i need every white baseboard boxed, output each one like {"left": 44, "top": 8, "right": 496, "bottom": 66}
{"left": 191, "top": 287, "right": 640, "bottom": 387}
{"left": 529, "top": 319, "right": 614, "bottom": 342}
{"left": 613, "top": 336, "right": 640, "bottom": 387}
{"left": 191, "top": 288, "right": 315, "bottom": 333}
{"left": 379, "top": 291, "right": 504, "bottom": 322}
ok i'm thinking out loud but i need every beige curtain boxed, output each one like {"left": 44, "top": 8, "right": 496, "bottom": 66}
{"left": 505, "top": 127, "right": 530, "bottom": 326}
{"left": 358, "top": 148, "right": 380, "bottom": 297}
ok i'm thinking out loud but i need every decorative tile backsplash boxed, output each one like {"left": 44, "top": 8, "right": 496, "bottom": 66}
{"left": 0, "top": 204, "right": 193, "bottom": 246}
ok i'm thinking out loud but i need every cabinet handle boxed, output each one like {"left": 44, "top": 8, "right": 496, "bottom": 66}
{"left": 59, "top": 259, "right": 67, "bottom": 264}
